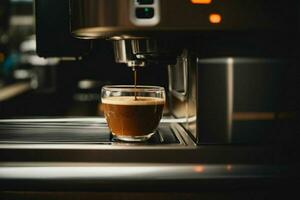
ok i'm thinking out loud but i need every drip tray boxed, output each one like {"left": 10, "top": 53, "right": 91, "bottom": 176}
{"left": 0, "top": 119, "right": 183, "bottom": 146}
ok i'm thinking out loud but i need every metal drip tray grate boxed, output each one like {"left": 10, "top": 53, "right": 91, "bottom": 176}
{"left": 0, "top": 119, "right": 180, "bottom": 145}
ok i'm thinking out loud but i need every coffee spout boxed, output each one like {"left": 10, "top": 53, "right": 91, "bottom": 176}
{"left": 112, "top": 38, "right": 180, "bottom": 68}
{"left": 112, "top": 39, "right": 145, "bottom": 68}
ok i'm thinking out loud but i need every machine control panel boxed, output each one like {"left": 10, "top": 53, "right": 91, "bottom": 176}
{"left": 130, "top": 0, "right": 160, "bottom": 26}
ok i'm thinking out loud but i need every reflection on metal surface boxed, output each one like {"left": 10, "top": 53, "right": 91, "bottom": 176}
{"left": 168, "top": 55, "right": 188, "bottom": 101}
{"left": 233, "top": 112, "right": 296, "bottom": 121}
{"left": 233, "top": 112, "right": 295, "bottom": 121}
{"left": 227, "top": 58, "right": 234, "bottom": 142}
{"left": 226, "top": 165, "right": 232, "bottom": 171}
{"left": 233, "top": 112, "right": 276, "bottom": 121}
{"left": 194, "top": 165, "right": 204, "bottom": 173}
{"left": 0, "top": 117, "right": 190, "bottom": 124}
{"left": 0, "top": 163, "right": 292, "bottom": 180}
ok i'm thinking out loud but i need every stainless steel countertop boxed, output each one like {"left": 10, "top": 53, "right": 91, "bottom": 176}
{"left": 0, "top": 118, "right": 298, "bottom": 191}
{"left": 0, "top": 162, "right": 296, "bottom": 192}
{"left": 0, "top": 162, "right": 292, "bottom": 180}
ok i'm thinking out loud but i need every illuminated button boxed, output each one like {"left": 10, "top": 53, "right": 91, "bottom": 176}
{"left": 137, "top": 0, "right": 154, "bottom": 5}
{"left": 209, "top": 13, "right": 222, "bottom": 24}
{"left": 191, "top": 0, "right": 212, "bottom": 4}
{"left": 136, "top": 7, "right": 154, "bottom": 19}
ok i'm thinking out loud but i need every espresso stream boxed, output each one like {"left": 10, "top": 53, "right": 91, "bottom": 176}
{"left": 134, "top": 68, "right": 137, "bottom": 100}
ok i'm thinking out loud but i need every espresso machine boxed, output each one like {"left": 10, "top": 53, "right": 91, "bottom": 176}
{"left": 69, "top": 0, "right": 299, "bottom": 145}
{"left": 0, "top": 0, "right": 299, "bottom": 198}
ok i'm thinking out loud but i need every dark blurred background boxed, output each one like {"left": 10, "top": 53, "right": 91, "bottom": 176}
{"left": 0, "top": 0, "right": 168, "bottom": 118}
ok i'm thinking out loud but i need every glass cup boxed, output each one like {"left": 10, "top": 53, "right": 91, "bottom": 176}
{"left": 101, "top": 85, "right": 165, "bottom": 142}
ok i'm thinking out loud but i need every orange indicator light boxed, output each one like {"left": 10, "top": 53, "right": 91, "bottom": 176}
{"left": 191, "top": 0, "right": 212, "bottom": 4}
{"left": 209, "top": 13, "right": 222, "bottom": 24}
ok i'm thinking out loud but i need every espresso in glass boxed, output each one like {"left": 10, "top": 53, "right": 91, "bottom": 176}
{"left": 101, "top": 86, "right": 165, "bottom": 142}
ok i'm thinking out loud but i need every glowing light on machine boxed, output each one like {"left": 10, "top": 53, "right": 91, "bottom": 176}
{"left": 209, "top": 13, "right": 222, "bottom": 24}
{"left": 191, "top": 0, "right": 212, "bottom": 4}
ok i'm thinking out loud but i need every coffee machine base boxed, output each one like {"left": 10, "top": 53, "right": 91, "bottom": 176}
{"left": 0, "top": 117, "right": 193, "bottom": 148}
